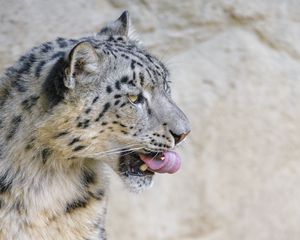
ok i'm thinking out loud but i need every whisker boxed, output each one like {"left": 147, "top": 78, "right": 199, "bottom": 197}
{"left": 91, "top": 143, "right": 140, "bottom": 155}
{"left": 88, "top": 146, "right": 144, "bottom": 159}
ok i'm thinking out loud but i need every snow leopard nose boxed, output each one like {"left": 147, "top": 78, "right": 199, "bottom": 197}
{"left": 170, "top": 130, "right": 190, "bottom": 145}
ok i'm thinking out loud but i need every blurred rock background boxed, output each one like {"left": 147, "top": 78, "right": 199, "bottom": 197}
{"left": 1, "top": 0, "right": 300, "bottom": 239}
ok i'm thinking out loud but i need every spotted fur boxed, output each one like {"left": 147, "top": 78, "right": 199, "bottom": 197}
{"left": 0, "top": 11, "right": 190, "bottom": 239}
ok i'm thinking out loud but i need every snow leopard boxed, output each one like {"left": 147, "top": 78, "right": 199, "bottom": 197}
{"left": 0, "top": 11, "right": 190, "bottom": 240}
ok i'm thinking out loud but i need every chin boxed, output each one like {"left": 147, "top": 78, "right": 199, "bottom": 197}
{"left": 121, "top": 174, "right": 154, "bottom": 193}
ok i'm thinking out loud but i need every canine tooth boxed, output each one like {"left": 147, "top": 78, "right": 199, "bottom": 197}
{"left": 140, "top": 164, "right": 148, "bottom": 171}
{"left": 160, "top": 156, "right": 165, "bottom": 161}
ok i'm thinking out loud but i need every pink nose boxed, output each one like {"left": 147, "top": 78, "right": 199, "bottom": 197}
{"left": 171, "top": 130, "right": 191, "bottom": 145}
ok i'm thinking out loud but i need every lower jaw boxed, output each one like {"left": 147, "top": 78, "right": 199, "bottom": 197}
{"left": 120, "top": 171, "right": 154, "bottom": 193}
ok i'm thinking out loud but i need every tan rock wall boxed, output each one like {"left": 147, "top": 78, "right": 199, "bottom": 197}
{"left": 1, "top": 1, "right": 300, "bottom": 239}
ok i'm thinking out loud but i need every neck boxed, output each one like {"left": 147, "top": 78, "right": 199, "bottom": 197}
{"left": 0, "top": 116, "right": 108, "bottom": 239}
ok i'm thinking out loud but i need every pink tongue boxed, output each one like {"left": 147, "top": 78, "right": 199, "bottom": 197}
{"left": 139, "top": 151, "right": 181, "bottom": 174}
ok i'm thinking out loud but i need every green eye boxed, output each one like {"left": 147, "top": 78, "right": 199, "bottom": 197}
{"left": 127, "top": 94, "right": 144, "bottom": 104}
{"left": 128, "top": 94, "right": 139, "bottom": 103}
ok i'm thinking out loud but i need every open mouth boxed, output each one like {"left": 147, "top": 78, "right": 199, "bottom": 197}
{"left": 119, "top": 150, "right": 181, "bottom": 177}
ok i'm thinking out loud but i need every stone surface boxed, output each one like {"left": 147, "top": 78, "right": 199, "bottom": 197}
{"left": 1, "top": 0, "right": 300, "bottom": 239}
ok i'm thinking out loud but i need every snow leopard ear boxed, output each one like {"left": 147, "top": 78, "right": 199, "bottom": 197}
{"left": 99, "top": 11, "right": 129, "bottom": 37}
{"left": 64, "top": 41, "right": 101, "bottom": 89}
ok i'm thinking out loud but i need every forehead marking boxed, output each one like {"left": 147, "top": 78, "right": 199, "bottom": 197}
{"left": 102, "top": 40, "right": 168, "bottom": 88}
{"left": 95, "top": 102, "right": 111, "bottom": 122}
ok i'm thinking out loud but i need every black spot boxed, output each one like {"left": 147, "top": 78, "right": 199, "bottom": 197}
{"left": 42, "top": 148, "right": 53, "bottom": 164}
{"left": 92, "top": 96, "right": 99, "bottom": 104}
{"left": 121, "top": 54, "right": 129, "bottom": 59}
{"left": 146, "top": 54, "right": 154, "bottom": 63}
{"left": 11, "top": 79, "right": 27, "bottom": 93}
{"left": 82, "top": 169, "right": 96, "bottom": 187}
{"left": 0, "top": 170, "right": 13, "bottom": 193}
{"left": 85, "top": 108, "right": 91, "bottom": 114}
{"left": 40, "top": 42, "right": 53, "bottom": 53}
{"left": 121, "top": 130, "right": 128, "bottom": 135}
{"left": 101, "top": 122, "right": 108, "bottom": 126}
{"left": 119, "top": 123, "right": 127, "bottom": 128}
{"left": 120, "top": 76, "right": 128, "bottom": 83}
{"left": 7, "top": 115, "right": 22, "bottom": 140}
{"left": 83, "top": 119, "right": 90, "bottom": 128}
{"left": 131, "top": 60, "right": 136, "bottom": 69}
{"left": 73, "top": 145, "right": 86, "bottom": 151}
{"left": 128, "top": 80, "right": 135, "bottom": 86}
{"left": 19, "top": 55, "right": 26, "bottom": 62}
{"left": 25, "top": 138, "right": 35, "bottom": 150}
{"left": 56, "top": 37, "right": 69, "bottom": 48}
{"left": 147, "top": 108, "right": 152, "bottom": 115}
{"left": 68, "top": 137, "right": 80, "bottom": 146}
{"left": 42, "top": 56, "right": 68, "bottom": 107}
{"left": 115, "top": 114, "right": 121, "bottom": 119}
{"left": 136, "top": 62, "right": 143, "bottom": 67}
{"left": 139, "top": 72, "right": 145, "bottom": 87}
{"left": 77, "top": 119, "right": 90, "bottom": 129}
{"left": 114, "top": 94, "right": 121, "bottom": 99}
{"left": 54, "top": 131, "right": 69, "bottom": 138}
{"left": 35, "top": 60, "right": 46, "bottom": 78}
{"left": 106, "top": 86, "right": 112, "bottom": 93}
{"left": 133, "top": 71, "right": 136, "bottom": 80}
{"left": 51, "top": 51, "right": 65, "bottom": 60}
{"left": 114, "top": 100, "right": 120, "bottom": 106}
{"left": 95, "top": 102, "right": 111, "bottom": 122}
{"left": 120, "top": 103, "right": 126, "bottom": 108}
{"left": 21, "top": 95, "right": 40, "bottom": 111}
{"left": 17, "top": 53, "right": 36, "bottom": 76}
{"left": 65, "top": 197, "right": 88, "bottom": 213}
{"left": 115, "top": 81, "right": 121, "bottom": 90}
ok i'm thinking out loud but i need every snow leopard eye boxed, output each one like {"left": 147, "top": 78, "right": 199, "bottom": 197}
{"left": 127, "top": 93, "right": 144, "bottom": 104}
